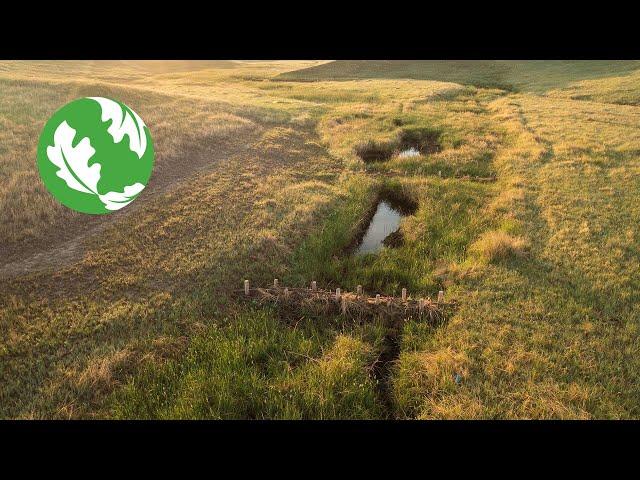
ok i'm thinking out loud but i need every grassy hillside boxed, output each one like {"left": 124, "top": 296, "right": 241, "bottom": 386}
{"left": 1, "top": 61, "right": 639, "bottom": 419}
{"left": 547, "top": 69, "right": 640, "bottom": 105}
{"left": 277, "top": 60, "right": 640, "bottom": 93}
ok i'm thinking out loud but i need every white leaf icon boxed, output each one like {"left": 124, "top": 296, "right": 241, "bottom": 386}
{"left": 98, "top": 182, "right": 145, "bottom": 211}
{"left": 46, "top": 121, "right": 100, "bottom": 195}
{"left": 89, "top": 97, "right": 147, "bottom": 158}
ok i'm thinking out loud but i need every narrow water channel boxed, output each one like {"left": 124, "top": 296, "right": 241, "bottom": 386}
{"left": 356, "top": 201, "right": 403, "bottom": 254}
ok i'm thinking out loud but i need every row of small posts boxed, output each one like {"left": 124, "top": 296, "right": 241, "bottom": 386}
{"left": 243, "top": 279, "right": 445, "bottom": 303}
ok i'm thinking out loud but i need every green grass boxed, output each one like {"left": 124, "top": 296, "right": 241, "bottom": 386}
{"left": 289, "top": 175, "right": 492, "bottom": 296}
{"left": 111, "top": 307, "right": 384, "bottom": 419}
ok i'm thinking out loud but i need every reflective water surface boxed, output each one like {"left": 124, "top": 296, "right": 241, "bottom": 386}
{"left": 356, "top": 201, "right": 403, "bottom": 254}
{"left": 398, "top": 147, "right": 420, "bottom": 158}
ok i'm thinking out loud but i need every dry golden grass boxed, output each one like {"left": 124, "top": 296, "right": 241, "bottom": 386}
{"left": 470, "top": 231, "right": 529, "bottom": 263}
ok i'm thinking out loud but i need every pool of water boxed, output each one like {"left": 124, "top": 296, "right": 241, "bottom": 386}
{"left": 356, "top": 201, "right": 403, "bottom": 254}
{"left": 398, "top": 147, "right": 420, "bottom": 158}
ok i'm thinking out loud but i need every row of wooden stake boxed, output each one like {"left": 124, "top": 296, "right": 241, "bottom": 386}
{"left": 243, "top": 279, "right": 445, "bottom": 304}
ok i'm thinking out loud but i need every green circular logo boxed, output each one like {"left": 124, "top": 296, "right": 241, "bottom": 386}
{"left": 37, "top": 97, "right": 154, "bottom": 214}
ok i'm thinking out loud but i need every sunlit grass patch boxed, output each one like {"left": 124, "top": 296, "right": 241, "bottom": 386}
{"left": 392, "top": 345, "right": 470, "bottom": 419}
{"left": 469, "top": 231, "right": 529, "bottom": 263}
{"left": 110, "top": 308, "right": 382, "bottom": 419}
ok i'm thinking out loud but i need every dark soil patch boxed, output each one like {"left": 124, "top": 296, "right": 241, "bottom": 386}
{"left": 382, "top": 229, "right": 404, "bottom": 248}
{"left": 354, "top": 139, "right": 397, "bottom": 163}
{"left": 370, "top": 316, "right": 403, "bottom": 417}
{"left": 398, "top": 127, "right": 442, "bottom": 155}
{"left": 355, "top": 127, "right": 443, "bottom": 163}
{"left": 378, "top": 184, "right": 418, "bottom": 215}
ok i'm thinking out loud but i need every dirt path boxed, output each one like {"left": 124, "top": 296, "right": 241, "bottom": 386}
{"left": 0, "top": 132, "right": 262, "bottom": 280}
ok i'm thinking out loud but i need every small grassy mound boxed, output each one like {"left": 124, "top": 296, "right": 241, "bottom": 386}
{"left": 470, "top": 231, "right": 529, "bottom": 263}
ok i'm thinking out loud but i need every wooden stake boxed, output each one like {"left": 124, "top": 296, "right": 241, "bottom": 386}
{"left": 239, "top": 284, "right": 448, "bottom": 322}
{"left": 311, "top": 281, "right": 317, "bottom": 291}
{"left": 274, "top": 278, "right": 279, "bottom": 288}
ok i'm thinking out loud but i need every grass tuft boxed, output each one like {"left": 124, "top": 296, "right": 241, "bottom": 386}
{"left": 470, "top": 231, "right": 529, "bottom": 263}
